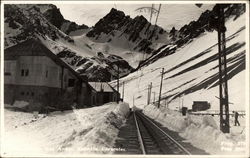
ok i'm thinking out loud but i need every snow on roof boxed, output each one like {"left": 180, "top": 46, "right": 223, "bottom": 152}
{"left": 88, "top": 82, "right": 115, "bottom": 92}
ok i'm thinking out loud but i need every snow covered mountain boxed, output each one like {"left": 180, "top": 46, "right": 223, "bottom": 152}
{"left": 4, "top": 4, "right": 134, "bottom": 81}
{"left": 87, "top": 8, "right": 169, "bottom": 54}
{"left": 111, "top": 4, "right": 246, "bottom": 111}
{"left": 83, "top": 8, "right": 170, "bottom": 68}
{"left": 139, "top": 4, "right": 245, "bottom": 68}
{"left": 4, "top": 4, "right": 74, "bottom": 48}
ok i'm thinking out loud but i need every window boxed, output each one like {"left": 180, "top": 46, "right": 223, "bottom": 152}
{"left": 45, "top": 70, "right": 48, "bottom": 78}
{"left": 21, "top": 69, "right": 29, "bottom": 76}
{"left": 26, "top": 92, "right": 29, "bottom": 95}
{"left": 68, "top": 79, "right": 75, "bottom": 87}
{"left": 4, "top": 61, "right": 14, "bottom": 76}
{"left": 21, "top": 69, "right": 25, "bottom": 76}
{"left": 4, "top": 72, "right": 11, "bottom": 76}
{"left": 31, "top": 92, "right": 34, "bottom": 96}
{"left": 21, "top": 92, "right": 24, "bottom": 95}
{"left": 25, "top": 70, "right": 29, "bottom": 76}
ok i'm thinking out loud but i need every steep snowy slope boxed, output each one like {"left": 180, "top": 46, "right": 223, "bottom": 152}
{"left": 111, "top": 7, "right": 246, "bottom": 111}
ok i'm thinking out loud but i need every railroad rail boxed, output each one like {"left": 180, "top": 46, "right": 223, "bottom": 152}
{"left": 133, "top": 111, "right": 191, "bottom": 155}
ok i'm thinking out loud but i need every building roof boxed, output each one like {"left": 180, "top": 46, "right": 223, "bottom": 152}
{"left": 88, "top": 82, "right": 117, "bottom": 93}
{"left": 4, "top": 38, "right": 86, "bottom": 82}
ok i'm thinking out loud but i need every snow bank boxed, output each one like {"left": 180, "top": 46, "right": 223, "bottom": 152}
{"left": 3, "top": 102, "right": 130, "bottom": 156}
{"left": 12, "top": 101, "right": 29, "bottom": 108}
{"left": 143, "top": 104, "right": 246, "bottom": 155}
{"left": 58, "top": 102, "right": 130, "bottom": 155}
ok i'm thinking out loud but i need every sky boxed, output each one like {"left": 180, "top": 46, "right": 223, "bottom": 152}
{"left": 54, "top": 3, "right": 215, "bottom": 30}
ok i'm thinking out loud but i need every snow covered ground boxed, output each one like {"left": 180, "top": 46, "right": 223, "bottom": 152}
{"left": 108, "top": 8, "right": 247, "bottom": 156}
{"left": 3, "top": 102, "right": 129, "bottom": 156}
{"left": 143, "top": 104, "right": 246, "bottom": 155}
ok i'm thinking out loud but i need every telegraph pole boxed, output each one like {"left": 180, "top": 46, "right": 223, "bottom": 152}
{"left": 147, "top": 84, "right": 150, "bottom": 105}
{"left": 149, "top": 82, "right": 152, "bottom": 104}
{"left": 147, "top": 82, "right": 152, "bottom": 105}
{"left": 122, "top": 81, "right": 125, "bottom": 101}
{"left": 133, "top": 95, "right": 135, "bottom": 107}
{"left": 194, "top": 3, "right": 229, "bottom": 133}
{"left": 117, "top": 65, "right": 120, "bottom": 103}
{"left": 158, "top": 68, "right": 164, "bottom": 108}
{"left": 217, "top": 5, "right": 230, "bottom": 133}
{"left": 153, "top": 92, "right": 156, "bottom": 104}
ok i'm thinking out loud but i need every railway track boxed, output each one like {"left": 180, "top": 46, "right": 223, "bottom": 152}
{"left": 114, "top": 110, "right": 193, "bottom": 155}
{"left": 134, "top": 111, "right": 191, "bottom": 155}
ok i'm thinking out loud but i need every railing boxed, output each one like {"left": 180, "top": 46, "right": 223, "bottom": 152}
{"left": 189, "top": 110, "right": 245, "bottom": 117}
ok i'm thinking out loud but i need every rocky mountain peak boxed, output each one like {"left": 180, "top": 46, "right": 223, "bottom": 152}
{"left": 134, "top": 15, "right": 147, "bottom": 22}
{"left": 43, "top": 5, "right": 88, "bottom": 34}
{"left": 108, "top": 8, "right": 126, "bottom": 19}
{"left": 87, "top": 8, "right": 168, "bottom": 54}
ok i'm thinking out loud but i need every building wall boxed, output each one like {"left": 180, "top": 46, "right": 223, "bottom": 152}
{"left": 4, "top": 56, "right": 92, "bottom": 109}
{"left": 15, "top": 56, "right": 61, "bottom": 88}
{"left": 4, "top": 56, "right": 81, "bottom": 89}
{"left": 4, "top": 84, "right": 61, "bottom": 110}
{"left": 4, "top": 60, "right": 17, "bottom": 84}
{"left": 77, "top": 82, "right": 92, "bottom": 108}
{"left": 94, "top": 92, "right": 119, "bottom": 106}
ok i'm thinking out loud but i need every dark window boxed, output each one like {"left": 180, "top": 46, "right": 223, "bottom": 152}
{"left": 26, "top": 92, "right": 29, "bottom": 95}
{"left": 31, "top": 92, "right": 34, "bottom": 96}
{"left": 21, "top": 92, "right": 24, "bottom": 95}
{"left": 21, "top": 69, "right": 29, "bottom": 76}
{"left": 68, "top": 79, "right": 75, "bottom": 87}
{"left": 25, "top": 69, "right": 29, "bottom": 76}
{"left": 21, "top": 69, "right": 25, "bottom": 76}
{"left": 4, "top": 72, "right": 11, "bottom": 76}
{"left": 45, "top": 70, "right": 48, "bottom": 78}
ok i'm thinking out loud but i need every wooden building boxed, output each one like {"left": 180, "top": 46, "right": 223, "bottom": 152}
{"left": 88, "top": 82, "right": 120, "bottom": 106}
{"left": 4, "top": 39, "right": 94, "bottom": 111}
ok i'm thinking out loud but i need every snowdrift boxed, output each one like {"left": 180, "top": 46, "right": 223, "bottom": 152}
{"left": 3, "top": 102, "right": 130, "bottom": 156}
{"left": 143, "top": 104, "right": 246, "bottom": 155}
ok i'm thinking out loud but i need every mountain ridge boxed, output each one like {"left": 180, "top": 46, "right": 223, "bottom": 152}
{"left": 4, "top": 4, "right": 134, "bottom": 82}
{"left": 86, "top": 8, "right": 169, "bottom": 54}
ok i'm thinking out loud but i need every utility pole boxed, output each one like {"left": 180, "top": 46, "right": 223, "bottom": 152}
{"left": 195, "top": 4, "right": 230, "bottom": 133}
{"left": 153, "top": 92, "right": 156, "bottom": 104}
{"left": 147, "top": 84, "right": 150, "bottom": 105}
{"left": 122, "top": 81, "right": 125, "bottom": 101}
{"left": 149, "top": 82, "right": 152, "bottom": 104}
{"left": 147, "top": 82, "right": 152, "bottom": 105}
{"left": 150, "top": 4, "right": 162, "bottom": 40}
{"left": 133, "top": 95, "right": 135, "bottom": 107}
{"left": 217, "top": 5, "right": 230, "bottom": 133}
{"left": 158, "top": 68, "right": 164, "bottom": 108}
{"left": 149, "top": 4, "right": 154, "bottom": 23}
{"left": 117, "top": 65, "right": 120, "bottom": 103}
